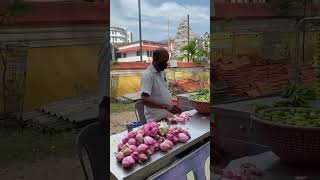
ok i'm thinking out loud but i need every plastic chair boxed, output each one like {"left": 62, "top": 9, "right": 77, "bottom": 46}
{"left": 134, "top": 100, "right": 147, "bottom": 124}
{"left": 77, "top": 122, "right": 107, "bottom": 180}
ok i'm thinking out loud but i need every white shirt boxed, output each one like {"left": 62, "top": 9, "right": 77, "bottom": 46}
{"left": 141, "top": 64, "right": 172, "bottom": 121}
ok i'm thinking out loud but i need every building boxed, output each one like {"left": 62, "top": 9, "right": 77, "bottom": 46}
{"left": 116, "top": 40, "right": 172, "bottom": 62}
{"left": 0, "top": 0, "right": 108, "bottom": 112}
{"left": 110, "top": 26, "right": 132, "bottom": 45}
{"left": 215, "top": 0, "right": 267, "bottom": 3}
{"left": 211, "top": 2, "right": 319, "bottom": 60}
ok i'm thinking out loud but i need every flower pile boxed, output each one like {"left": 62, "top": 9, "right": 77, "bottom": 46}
{"left": 115, "top": 121, "right": 191, "bottom": 168}
{"left": 217, "top": 163, "right": 263, "bottom": 180}
{"left": 167, "top": 113, "right": 192, "bottom": 125}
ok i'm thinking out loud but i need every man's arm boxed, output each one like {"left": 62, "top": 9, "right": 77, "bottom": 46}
{"left": 140, "top": 73, "right": 182, "bottom": 114}
{"left": 141, "top": 93, "right": 171, "bottom": 110}
{"left": 141, "top": 93, "right": 182, "bottom": 114}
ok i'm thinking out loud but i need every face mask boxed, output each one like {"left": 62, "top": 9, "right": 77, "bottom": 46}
{"left": 158, "top": 62, "right": 168, "bottom": 71}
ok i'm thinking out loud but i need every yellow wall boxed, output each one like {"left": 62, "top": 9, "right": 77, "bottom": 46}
{"left": 24, "top": 45, "right": 100, "bottom": 111}
{"left": 116, "top": 75, "right": 141, "bottom": 97}
{"left": 212, "top": 32, "right": 317, "bottom": 62}
{"left": 111, "top": 70, "right": 210, "bottom": 97}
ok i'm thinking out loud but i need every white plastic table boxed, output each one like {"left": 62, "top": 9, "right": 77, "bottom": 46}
{"left": 214, "top": 151, "right": 320, "bottom": 180}
{"left": 109, "top": 110, "right": 210, "bottom": 180}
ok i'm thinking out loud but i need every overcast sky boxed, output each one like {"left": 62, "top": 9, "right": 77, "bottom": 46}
{"left": 110, "top": 0, "right": 210, "bottom": 42}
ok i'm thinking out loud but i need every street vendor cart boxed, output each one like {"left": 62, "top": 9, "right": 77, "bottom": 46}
{"left": 110, "top": 109, "right": 210, "bottom": 180}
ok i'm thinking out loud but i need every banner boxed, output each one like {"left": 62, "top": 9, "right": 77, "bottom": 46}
{"left": 151, "top": 142, "right": 210, "bottom": 180}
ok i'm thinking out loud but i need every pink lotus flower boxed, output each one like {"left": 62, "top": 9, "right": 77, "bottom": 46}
{"left": 178, "top": 133, "right": 189, "bottom": 143}
{"left": 137, "top": 144, "right": 149, "bottom": 153}
{"left": 154, "top": 134, "right": 160, "bottom": 140}
{"left": 160, "top": 142, "right": 172, "bottom": 152}
{"left": 127, "top": 131, "right": 137, "bottom": 139}
{"left": 146, "top": 145, "right": 155, "bottom": 156}
{"left": 144, "top": 136, "right": 156, "bottom": 145}
{"left": 122, "top": 136, "right": 130, "bottom": 144}
{"left": 172, "top": 136, "right": 179, "bottom": 144}
{"left": 143, "top": 121, "right": 159, "bottom": 137}
{"left": 163, "top": 139, "right": 173, "bottom": 147}
{"left": 129, "top": 145, "right": 137, "bottom": 152}
{"left": 158, "top": 137, "right": 165, "bottom": 143}
{"left": 117, "top": 142, "right": 124, "bottom": 150}
{"left": 116, "top": 152, "right": 125, "bottom": 162}
{"left": 131, "top": 152, "right": 139, "bottom": 161}
{"left": 135, "top": 134, "right": 144, "bottom": 144}
{"left": 181, "top": 129, "right": 191, "bottom": 138}
{"left": 122, "top": 156, "right": 135, "bottom": 168}
{"left": 128, "top": 138, "right": 136, "bottom": 145}
{"left": 154, "top": 142, "right": 160, "bottom": 151}
{"left": 137, "top": 129, "right": 144, "bottom": 135}
{"left": 138, "top": 153, "right": 148, "bottom": 164}
{"left": 166, "top": 133, "right": 173, "bottom": 139}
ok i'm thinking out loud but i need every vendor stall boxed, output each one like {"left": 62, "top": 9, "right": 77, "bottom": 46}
{"left": 110, "top": 110, "right": 210, "bottom": 180}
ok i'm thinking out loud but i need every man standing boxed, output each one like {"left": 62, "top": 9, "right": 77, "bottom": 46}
{"left": 141, "top": 48, "right": 182, "bottom": 121}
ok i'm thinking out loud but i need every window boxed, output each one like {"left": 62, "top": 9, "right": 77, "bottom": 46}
{"left": 116, "top": 53, "right": 121, "bottom": 59}
{"left": 136, "top": 51, "right": 141, "bottom": 56}
{"left": 147, "top": 51, "right": 153, "bottom": 57}
{"left": 115, "top": 37, "right": 117, "bottom": 41}
{"left": 123, "top": 53, "right": 127, "bottom": 58}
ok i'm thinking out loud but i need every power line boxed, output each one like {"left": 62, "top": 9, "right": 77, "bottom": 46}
{"left": 173, "top": 0, "right": 209, "bottom": 22}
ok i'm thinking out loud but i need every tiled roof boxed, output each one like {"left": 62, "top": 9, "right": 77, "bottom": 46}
{"left": 111, "top": 62, "right": 202, "bottom": 70}
{"left": 117, "top": 46, "right": 170, "bottom": 53}
{"left": 0, "top": 1, "right": 109, "bottom": 27}
{"left": 117, "top": 40, "right": 168, "bottom": 47}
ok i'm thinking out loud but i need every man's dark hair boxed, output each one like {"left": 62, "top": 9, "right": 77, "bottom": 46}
{"left": 153, "top": 48, "right": 168, "bottom": 61}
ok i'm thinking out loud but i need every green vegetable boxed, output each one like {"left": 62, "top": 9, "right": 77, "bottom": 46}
{"left": 255, "top": 108, "right": 320, "bottom": 128}
{"left": 189, "top": 88, "right": 210, "bottom": 102}
{"left": 280, "top": 84, "right": 317, "bottom": 107}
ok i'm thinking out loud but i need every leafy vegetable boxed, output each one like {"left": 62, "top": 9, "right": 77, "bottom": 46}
{"left": 279, "top": 84, "right": 317, "bottom": 107}
{"left": 189, "top": 88, "right": 210, "bottom": 102}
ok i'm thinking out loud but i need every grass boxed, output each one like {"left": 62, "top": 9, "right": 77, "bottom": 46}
{"left": 0, "top": 102, "right": 134, "bottom": 167}
{"left": 0, "top": 128, "right": 78, "bottom": 167}
{"left": 110, "top": 102, "right": 134, "bottom": 113}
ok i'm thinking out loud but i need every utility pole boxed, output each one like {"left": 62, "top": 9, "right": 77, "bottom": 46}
{"left": 187, "top": 14, "right": 190, "bottom": 62}
{"left": 168, "top": 17, "right": 170, "bottom": 58}
{"left": 138, "top": 0, "right": 143, "bottom": 62}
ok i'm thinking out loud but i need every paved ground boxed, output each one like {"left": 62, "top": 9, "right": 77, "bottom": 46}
{"left": 0, "top": 157, "right": 84, "bottom": 180}
{"left": 110, "top": 111, "right": 136, "bottom": 135}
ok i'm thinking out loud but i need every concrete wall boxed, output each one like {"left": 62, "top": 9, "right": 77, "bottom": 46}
{"left": 212, "top": 31, "right": 317, "bottom": 62}
{"left": 24, "top": 44, "right": 100, "bottom": 111}
{"left": 0, "top": 25, "right": 106, "bottom": 113}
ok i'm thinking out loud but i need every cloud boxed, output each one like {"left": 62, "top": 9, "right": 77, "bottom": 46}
{"left": 111, "top": 0, "right": 209, "bottom": 41}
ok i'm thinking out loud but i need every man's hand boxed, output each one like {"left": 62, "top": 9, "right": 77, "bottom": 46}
{"left": 141, "top": 94, "right": 183, "bottom": 114}
{"left": 164, "top": 104, "right": 183, "bottom": 114}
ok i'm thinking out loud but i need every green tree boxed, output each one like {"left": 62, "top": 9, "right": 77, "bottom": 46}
{"left": 0, "top": 0, "right": 29, "bottom": 114}
{"left": 179, "top": 39, "right": 209, "bottom": 64}
{"left": 0, "top": 0, "right": 30, "bottom": 24}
